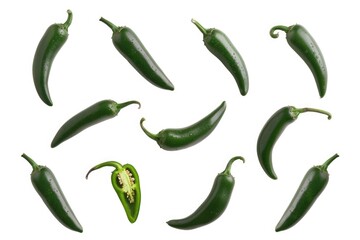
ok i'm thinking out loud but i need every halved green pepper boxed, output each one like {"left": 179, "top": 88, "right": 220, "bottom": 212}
{"left": 86, "top": 161, "right": 141, "bottom": 223}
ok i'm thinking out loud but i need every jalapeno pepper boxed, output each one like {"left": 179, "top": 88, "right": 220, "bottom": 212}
{"left": 86, "top": 161, "right": 141, "bottom": 223}
{"left": 100, "top": 17, "right": 174, "bottom": 91}
{"left": 51, "top": 99, "right": 140, "bottom": 148}
{"left": 167, "top": 156, "right": 244, "bottom": 230}
{"left": 257, "top": 106, "right": 332, "bottom": 180}
{"left": 192, "top": 19, "right": 249, "bottom": 96}
{"left": 270, "top": 24, "right": 327, "bottom": 98}
{"left": 276, "top": 153, "right": 339, "bottom": 232}
{"left": 22, "top": 153, "right": 83, "bottom": 232}
{"left": 140, "top": 101, "right": 226, "bottom": 151}
{"left": 32, "top": 10, "right": 73, "bottom": 106}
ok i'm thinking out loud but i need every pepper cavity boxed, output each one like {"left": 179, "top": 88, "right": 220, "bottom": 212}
{"left": 117, "top": 169, "right": 136, "bottom": 204}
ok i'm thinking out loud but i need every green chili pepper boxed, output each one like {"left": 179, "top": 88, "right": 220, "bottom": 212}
{"left": 257, "top": 106, "right": 332, "bottom": 180}
{"left": 86, "top": 161, "right": 141, "bottom": 223}
{"left": 22, "top": 153, "right": 83, "bottom": 232}
{"left": 167, "top": 156, "right": 244, "bottom": 230}
{"left": 51, "top": 99, "right": 140, "bottom": 148}
{"left": 140, "top": 101, "right": 226, "bottom": 151}
{"left": 100, "top": 17, "right": 174, "bottom": 91}
{"left": 276, "top": 153, "right": 339, "bottom": 232}
{"left": 270, "top": 24, "right": 327, "bottom": 98}
{"left": 32, "top": 10, "right": 73, "bottom": 106}
{"left": 192, "top": 19, "right": 249, "bottom": 96}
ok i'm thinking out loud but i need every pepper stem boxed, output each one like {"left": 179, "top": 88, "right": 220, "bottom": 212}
{"left": 63, "top": 9, "right": 73, "bottom": 29}
{"left": 86, "top": 161, "right": 123, "bottom": 179}
{"left": 222, "top": 156, "right": 245, "bottom": 175}
{"left": 116, "top": 101, "right": 141, "bottom": 111}
{"left": 21, "top": 153, "right": 41, "bottom": 171}
{"left": 294, "top": 107, "right": 332, "bottom": 120}
{"left": 191, "top": 19, "right": 209, "bottom": 35}
{"left": 100, "top": 17, "right": 118, "bottom": 32}
{"left": 269, "top": 25, "right": 291, "bottom": 38}
{"left": 319, "top": 153, "right": 339, "bottom": 172}
{"left": 139, "top": 118, "right": 158, "bottom": 141}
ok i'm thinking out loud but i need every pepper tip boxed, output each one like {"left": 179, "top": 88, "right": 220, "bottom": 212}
{"left": 269, "top": 174, "right": 278, "bottom": 180}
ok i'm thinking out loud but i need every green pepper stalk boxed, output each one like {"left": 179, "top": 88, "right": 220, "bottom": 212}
{"left": 167, "top": 156, "right": 244, "bottom": 230}
{"left": 22, "top": 153, "right": 83, "bottom": 232}
{"left": 140, "top": 101, "right": 226, "bottom": 151}
{"left": 257, "top": 106, "right": 332, "bottom": 180}
{"left": 276, "top": 153, "right": 339, "bottom": 232}
{"left": 32, "top": 10, "right": 73, "bottom": 106}
{"left": 51, "top": 99, "right": 140, "bottom": 148}
{"left": 192, "top": 19, "right": 249, "bottom": 96}
{"left": 270, "top": 24, "right": 327, "bottom": 98}
{"left": 86, "top": 161, "right": 141, "bottom": 223}
{"left": 100, "top": 17, "right": 174, "bottom": 91}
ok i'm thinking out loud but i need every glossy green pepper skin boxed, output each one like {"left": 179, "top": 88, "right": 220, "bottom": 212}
{"left": 86, "top": 161, "right": 141, "bottom": 223}
{"left": 270, "top": 24, "right": 327, "bottom": 98}
{"left": 257, "top": 106, "right": 332, "bottom": 180}
{"left": 51, "top": 99, "right": 140, "bottom": 148}
{"left": 167, "top": 156, "right": 244, "bottom": 230}
{"left": 32, "top": 10, "right": 72, "bottom": 106}
{"left": 22, "top": 153, "right": 83, "bottom": 232}
{"left": 100, "top": 17, "right": 174, "bottom": 91}
{"left": 192, "top": 19, "right": 249, "bottom": 96}
{"left": 276, "top": 154, "right": 339, "bottom": 232}
{"left": 140, "top": 101, "right": 226, "bottom": 151}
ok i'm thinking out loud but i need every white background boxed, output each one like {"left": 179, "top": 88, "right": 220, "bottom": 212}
{"left": 1, "top": 0, "right": 359, "bottom": 239}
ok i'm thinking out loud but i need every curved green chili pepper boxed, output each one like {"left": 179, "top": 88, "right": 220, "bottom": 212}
{"left": 257, "top": 106, "right": 332, "bottom": 180}
{"left": 32, "top": 10, "right": 73, "bottom": 106}
{"left": 270, "top": 24, "right": 327, "bottom": 98}
{"left": 51, "top": 99, "right": 140, "bottom": 148}
{"left": 22, "top": 153, "right": 83, "bottom": 232}
{"left": 192, "top": 19, "right": 249, "bottom": 96}
{"left": 140, "top": 101, "right": 226, "bottom": 151}
{"left": 86, "top": 161, "right": 141, "bottom": 223}
{"left": 167, "top": 156, "right": 244, "bottom": 230}
{"left": 100, "top": 17, "right": 174, "bottom": 91}
{"left": 276, "top": 153, "right": 339, "bottom": 232}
